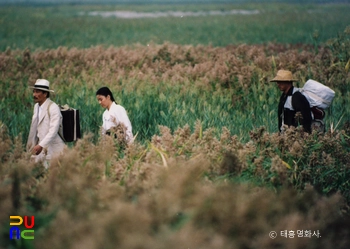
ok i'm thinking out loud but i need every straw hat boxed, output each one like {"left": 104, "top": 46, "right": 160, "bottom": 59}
{"left": 29, "top": 79, "right": 54, "bottom": 92}
{"left": 270, "top": 70, "right": 297, "bottom": 82}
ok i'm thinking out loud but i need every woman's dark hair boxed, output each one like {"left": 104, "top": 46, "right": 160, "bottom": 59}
{"left": 96, "top": 87, "right": 115, "bottom": 102}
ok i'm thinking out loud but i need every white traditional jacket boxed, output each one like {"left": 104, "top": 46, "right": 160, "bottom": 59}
{"left": 102, "top": 102, "right": 133, "bottom": 143}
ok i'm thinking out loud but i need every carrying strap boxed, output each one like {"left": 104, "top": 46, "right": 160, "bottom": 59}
{"left": 47, "top": 102, "right": 52, "bottom": 118}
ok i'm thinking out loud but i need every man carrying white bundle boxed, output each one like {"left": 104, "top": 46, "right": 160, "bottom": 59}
{"left": 26, "top": 79, "right": 65, "bottom": 168}
{"left": 270, "top": 70, "right": 312, "bottom": 133}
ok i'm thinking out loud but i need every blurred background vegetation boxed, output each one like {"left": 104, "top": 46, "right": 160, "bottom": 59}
{"left": 0, "top": 2, "right": 350, "bottom": 50}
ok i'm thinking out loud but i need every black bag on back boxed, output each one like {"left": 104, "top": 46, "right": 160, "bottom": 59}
{"left": 48, "top": 103, "right": 81, "bottom": 142}
{"left": 59, "top": 105, "right": 81, "bottom": 142}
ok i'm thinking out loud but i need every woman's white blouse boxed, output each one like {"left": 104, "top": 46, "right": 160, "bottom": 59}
{"left": 102, "top": 102, "right": 133, "bottom": 142}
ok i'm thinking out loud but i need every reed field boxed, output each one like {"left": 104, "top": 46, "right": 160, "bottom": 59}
{"left": 1, "top": 2, "right": 350, "bottom": 249}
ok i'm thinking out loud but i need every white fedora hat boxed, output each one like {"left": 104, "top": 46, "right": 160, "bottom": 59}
{"left": 29, "top": 79, "right": 54, "bottom": 92}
